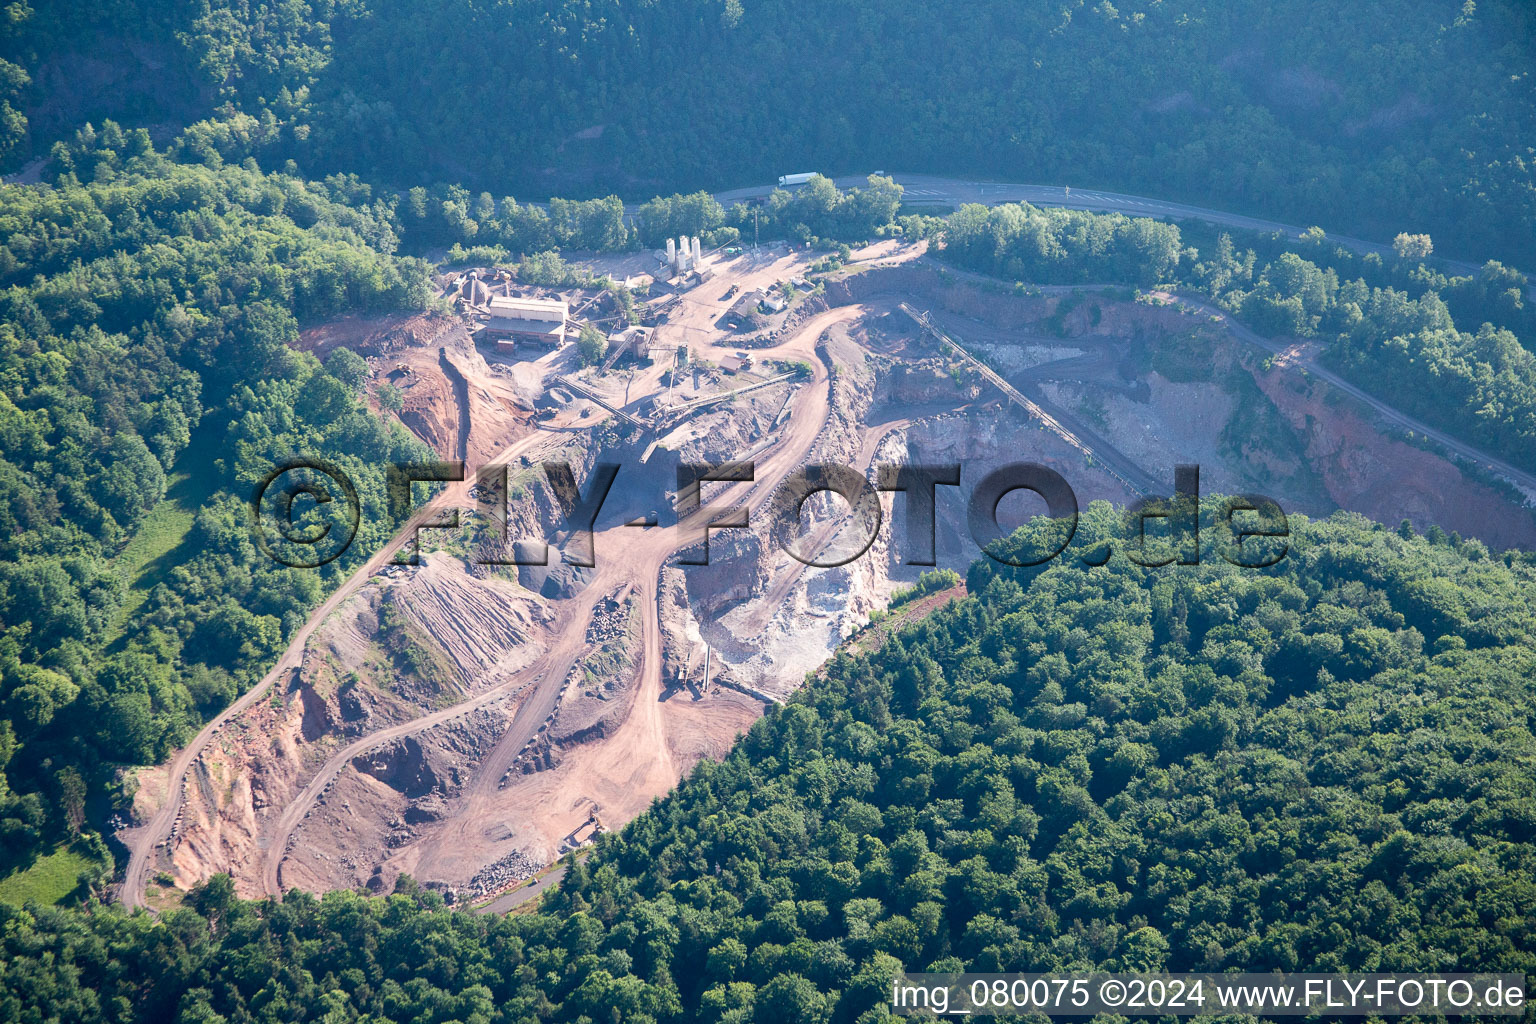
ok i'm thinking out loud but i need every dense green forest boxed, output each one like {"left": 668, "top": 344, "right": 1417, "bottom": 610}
{"left": 0, "top": 128, "right": 432, "bottom": 887}
{"left": 943, "top": 202, "right": 1185, "bottom": 285}
{"left": 398, "top": 178, "right": 905, "bottom": 255}
{"left": 3, "top": 508, "right": 1534, "bottom": 1022}
{"left": 4, "top": 0, "right": 1534, "bottom": 264}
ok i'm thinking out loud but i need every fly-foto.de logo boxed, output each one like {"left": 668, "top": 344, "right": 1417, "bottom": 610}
{"left": 250, "top": 458, "right": 1289, "bottom": 571}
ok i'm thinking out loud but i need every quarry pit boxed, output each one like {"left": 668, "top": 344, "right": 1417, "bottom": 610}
{"left": 123, "top": 239, "right": 1536, "bottom": 909}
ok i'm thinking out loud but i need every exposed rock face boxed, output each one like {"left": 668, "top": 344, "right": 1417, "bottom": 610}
{"left": 891, "top": 362, "right": 969, "bottom": 404}
{"left": 404, "top": 797, "right": 447, "bottom": 825}
{"left": 353, "top": 737, "right": 444, "bottom": 800}
{"left": 685, "top": 530, "right": 766, "bottom": 614}
{"left": 1251, "top": 362, "right": 1536, "bottom": 549}
{"left": 398, "top": 366, "right": 459, "bottom": 455}
{"left": 658, "top": 566, "right": 702, "bottom": 690}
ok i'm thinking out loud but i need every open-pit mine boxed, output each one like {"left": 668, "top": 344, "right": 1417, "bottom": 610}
{"left": 118, "top": 239, "right": 1536, "bottom": 912}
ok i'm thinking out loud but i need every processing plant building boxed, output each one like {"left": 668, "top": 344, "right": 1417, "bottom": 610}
{"left": 486, "top": 296, "right": 569, "bottom": 348}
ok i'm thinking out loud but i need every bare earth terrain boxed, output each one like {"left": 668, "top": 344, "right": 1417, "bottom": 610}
{"left": 120, "top": 242, "right": 1536, "bottom": 910}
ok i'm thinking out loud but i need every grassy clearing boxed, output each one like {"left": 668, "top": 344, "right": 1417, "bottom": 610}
{"left": 110, "top": 483, "right": 198, "bottom": 619}
{"left": 143, "top": 878, "right": 188, "bottom": 914}
{"left": 0, "top": 847, "right": 95, "bottom": 907}
{"left": 106, "top": 426, "right": 222, "bottom": 642}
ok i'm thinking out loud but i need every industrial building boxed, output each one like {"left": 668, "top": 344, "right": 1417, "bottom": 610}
{"left": 485, "top": 296, "right": 569, "bottom": 348}
{"left": 724, "top": 288, "right": 767, "bottom": 326}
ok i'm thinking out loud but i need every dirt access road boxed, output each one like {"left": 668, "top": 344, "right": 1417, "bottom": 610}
{"left": 123, "top": 230, "right": 888, "bottom": 908}
{"left": 121, "top": 428, "right": 556, "bottom": 911}
{"left": 127, "top": 230, "right": 1534, "bottom": 907}
{"left": 1167, "top": 292, "right": 1536, "bottom": 501}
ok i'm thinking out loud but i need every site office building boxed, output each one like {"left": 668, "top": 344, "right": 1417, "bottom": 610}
{"left": 486, "top": 295, "right": 569, "bottom": 349}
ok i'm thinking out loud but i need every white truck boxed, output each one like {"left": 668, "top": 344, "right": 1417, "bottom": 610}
{"left": 777, "top": 172, "right": 818, "bottom": 187}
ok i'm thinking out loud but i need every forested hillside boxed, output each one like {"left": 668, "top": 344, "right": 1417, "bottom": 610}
{"left": 4, "top": 0, "right": 1534, "bottom": 263}
{"left": 0, "top": 128, "right": 432, "bottom": 890}
{"left": 3, "top": 508, "right": 1534, "bottom": 1022}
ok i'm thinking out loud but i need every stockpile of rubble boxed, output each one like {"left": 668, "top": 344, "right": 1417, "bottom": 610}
{"left": 658, "top": 567, "right": 700, "bottom": 690}
{"left": 358, "top": 314, "right": 456, "bottom": 357}
{"left": 394, "top": 558, "right": 543, "bottom": 683}
{"left": 464, "top": 848, "right": 541, "bottom": 900}
{"left": 583, "top": 593, "right": 630, "bottom": 648}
